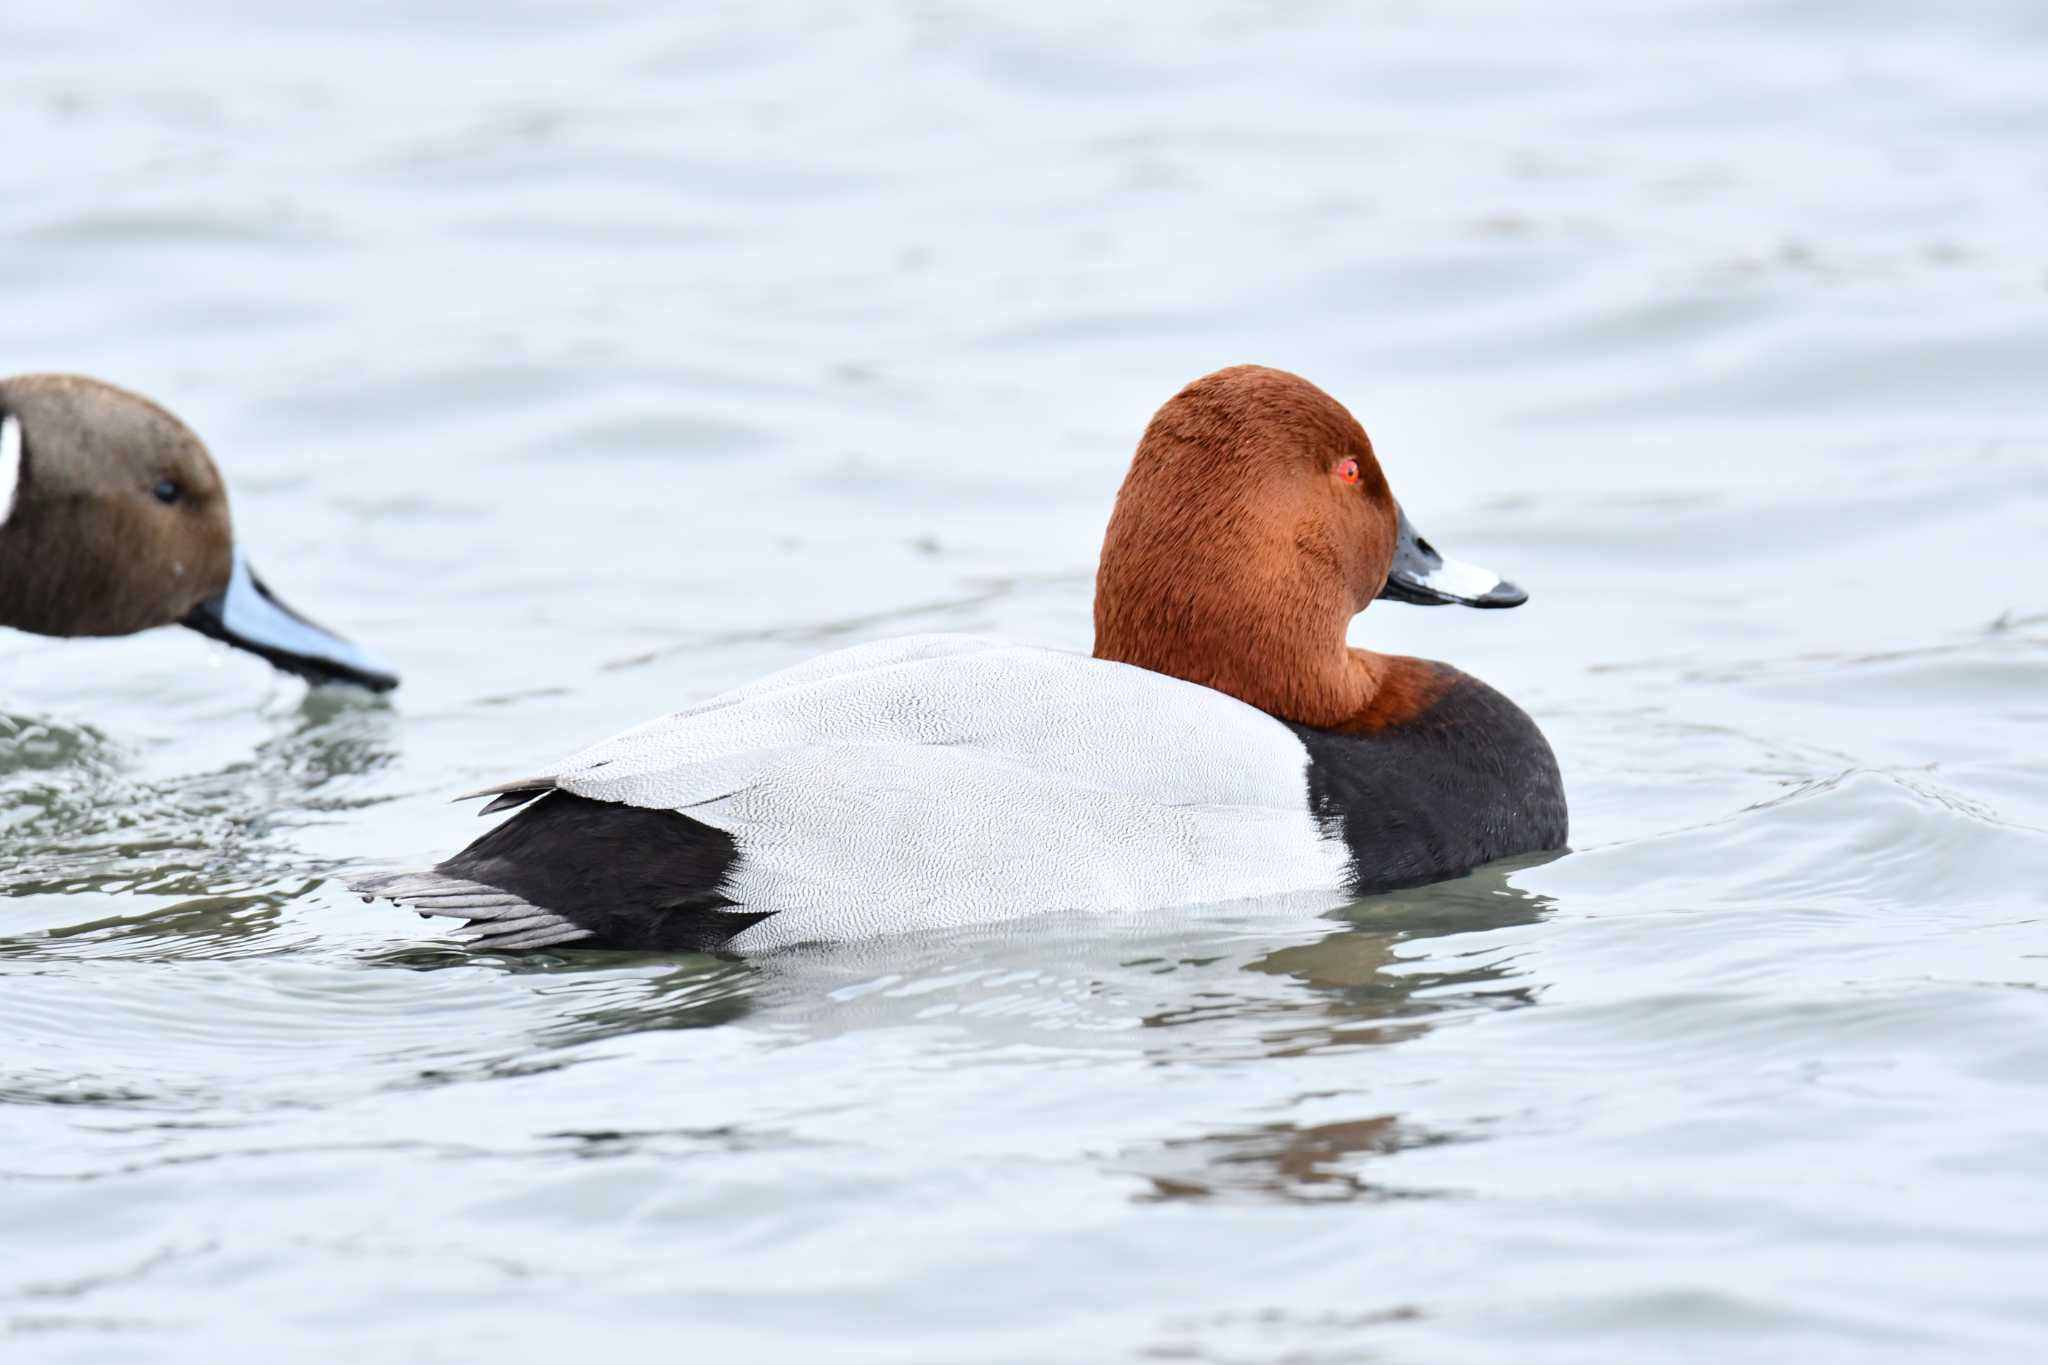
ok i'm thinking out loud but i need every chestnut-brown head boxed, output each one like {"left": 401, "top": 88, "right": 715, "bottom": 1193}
{"left": 1093, "top": 365, "right": 1522, "bottom": 728}
{"left": 0, "top": 374, "right": 398, "bottom": 690}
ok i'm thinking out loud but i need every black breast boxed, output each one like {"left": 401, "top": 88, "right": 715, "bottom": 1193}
{"left": 1285, "top": 672, "right": 1568, "bottom": 893}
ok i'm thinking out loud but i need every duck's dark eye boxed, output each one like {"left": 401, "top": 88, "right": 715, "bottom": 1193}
{"left": 153, "top": 478, "right": 182, "bottom": 506}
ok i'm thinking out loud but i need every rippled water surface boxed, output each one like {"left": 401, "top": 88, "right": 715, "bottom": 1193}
{"left": 5, "top": 2, "right": 2048, "bottom": 1360}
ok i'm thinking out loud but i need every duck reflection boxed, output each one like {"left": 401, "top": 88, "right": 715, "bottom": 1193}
{"left": 1139, "top": 862, "right": 1556, "bottom": 1055}
{"left": 503, "top": 952, "right": 762, "bottom": 1047}
{"left": 1118, "top": 863, "right": 1556, "bottom": 1204}
{"left": 1, "top": 691, "right": 396, "bottom": 948}
{"left": 367, "top": 864, "right": 1554, "bottom": 1086}
{"left": 1131, "top": 1113, "right": 1457, "bottom": 1205}
{"left": 0, "top": 893, "right": 299, "bottom": 963}
{"left": 369, "top": 945, "right": 761, "bottom": 1054}
{"left": 0, "top": 709, "right": 116, "bottom": 779}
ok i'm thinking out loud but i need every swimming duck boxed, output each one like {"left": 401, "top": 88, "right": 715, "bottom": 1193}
{"left": 357, "top": 365, "right": 1565, "bottom": 950}
{"left": 0, "top": 374, "right": 397, "bottom": 691}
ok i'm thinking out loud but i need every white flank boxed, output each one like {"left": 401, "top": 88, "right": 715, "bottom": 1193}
{"left": 483, "top": 635, "right": 1355, "bottom": 949}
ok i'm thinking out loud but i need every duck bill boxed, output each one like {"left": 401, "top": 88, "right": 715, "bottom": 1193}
{"left": 181, "top": 547, "right": 400, "bottom": 692}
{"left": 1377, "top": 505, "right": 1528, "bottom": 609}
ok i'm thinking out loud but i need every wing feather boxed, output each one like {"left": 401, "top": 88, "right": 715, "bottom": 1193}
{"left": 376, "top": 635, "right": 1351, "bottom": 952}
{"left": 488, "top": 638, "right": 1321, "bottom": 816}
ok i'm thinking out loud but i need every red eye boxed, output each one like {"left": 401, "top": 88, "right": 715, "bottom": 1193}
{"left": 1337, "top": 458, "right": 1360, "bottom": 485}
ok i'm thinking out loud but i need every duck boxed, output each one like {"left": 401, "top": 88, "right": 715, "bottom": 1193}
{"left": 355, "top": 365, "right": 1566, "bottom": 951}
{"left": 0, "top": 373, "right": 397, "bottom": 691}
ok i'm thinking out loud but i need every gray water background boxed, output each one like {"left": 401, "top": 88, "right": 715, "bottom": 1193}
{"left": 4, "top": 1, "right": 2047, "bottom": 1360}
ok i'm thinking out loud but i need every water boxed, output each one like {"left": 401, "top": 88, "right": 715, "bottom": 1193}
{"left": 4, "top": 1, "right": 2047, "bottom": 1359}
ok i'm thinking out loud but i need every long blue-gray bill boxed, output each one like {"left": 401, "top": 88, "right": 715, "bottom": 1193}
{"left": 1377, "top": 505, "right": 1527, "bottom": 609}
{"left": 181, "top": 547, "right": 400, "bottom": 692}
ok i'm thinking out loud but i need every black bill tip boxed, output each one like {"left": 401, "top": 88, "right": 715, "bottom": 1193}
{"left": 181, "top": 548, "right": 399, "bottom": 692}
{"left": 1378, "top": 505, "right": 1528, "bottom": 610}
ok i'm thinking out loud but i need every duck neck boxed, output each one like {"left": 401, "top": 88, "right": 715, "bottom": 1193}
{"left": 1093, "top": 574, "right": 1454, "bottom": 731}
{"left": 0, "top": 489, "right": 156, "bottom": 638}
{"left": 1335, "top": 648, "right": 1463, "bottom": 734}
{"left": 1208, "top": 642, "right": 1459, "bottom": 734}
{"left": 0, "top": 494, "right": 62, "bottom": 634}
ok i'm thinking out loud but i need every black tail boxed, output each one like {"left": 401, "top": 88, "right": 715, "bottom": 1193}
{"left": 356, "top": 792, "right": 770, "bottom": 953}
